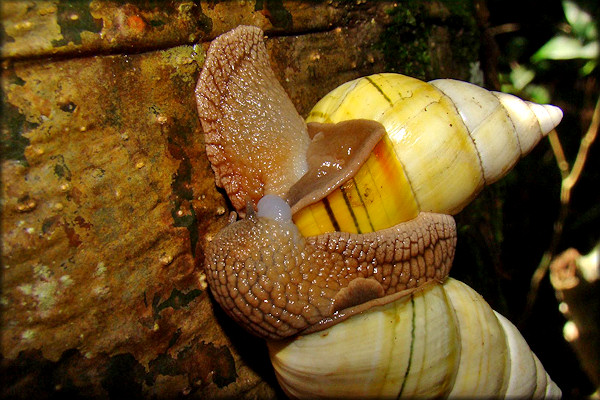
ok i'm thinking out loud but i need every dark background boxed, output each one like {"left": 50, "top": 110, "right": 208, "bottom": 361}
{"left": 453, "top": 0, "right": 599, "bottom": 397}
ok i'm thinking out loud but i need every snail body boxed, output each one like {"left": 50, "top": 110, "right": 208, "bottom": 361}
{"left": 205, "top": 195, "right": 456, "bottom": 339}
{"left": 268, "top": 277, "right": 561, "bottom": 399}
{"left": 195, "top": 25, "right": 563, "bottom": 398}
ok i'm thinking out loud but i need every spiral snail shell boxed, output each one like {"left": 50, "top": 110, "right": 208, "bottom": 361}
{"left": 195, "top": 25, "right": 562, "bottom": 398}
{"left": 269, "top": 278, "right": 562, "bottom": 399}
{"left": 295, "top": 73, "right": 563, "bottom": 235}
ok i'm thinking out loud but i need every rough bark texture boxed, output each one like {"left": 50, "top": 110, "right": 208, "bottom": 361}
{"left": 1, "top": 1, "right": 478, "bottom": 398}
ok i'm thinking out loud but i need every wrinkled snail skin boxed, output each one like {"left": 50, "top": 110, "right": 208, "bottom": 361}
{"left": 268, "top": 278, "right": 562, "bottom": 399}
{"left": 204, "top": 195, "right": 456, "bottom": 339}
{"left": 196, "top": 25, "right": 562, "bottom": 398}
{"left": 196, "top": 25, "right": 310, "bottom": 217}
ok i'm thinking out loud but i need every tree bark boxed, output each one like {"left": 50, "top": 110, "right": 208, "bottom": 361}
{"left": 1, "top": 1, "right": 478, "bottom": 398}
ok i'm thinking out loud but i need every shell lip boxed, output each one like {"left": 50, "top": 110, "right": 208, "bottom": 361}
{"left": 286, "top": 119, "right": 386, "bottom": 215}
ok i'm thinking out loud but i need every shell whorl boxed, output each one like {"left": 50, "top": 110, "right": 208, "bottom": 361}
{"left": 429, "top": 78, "right": 563, "bottom": 184}
{"left": 268, "top": 278, "right": 562, "bottom": 399}
{"left": 304, "top": 73, "right": 563, "bottom": 221}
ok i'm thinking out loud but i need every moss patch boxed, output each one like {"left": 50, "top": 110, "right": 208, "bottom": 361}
{"left": 377, "top": 1, "right": 479, "bottom": 80}
{"left": 52, "top": 0, "right": 102, "bottom": 47}
{"left": 438, "top": 0, "right": 480, "bottom": 74}
{"left": 377, "top": 2, "right": 431, "bottom": 79}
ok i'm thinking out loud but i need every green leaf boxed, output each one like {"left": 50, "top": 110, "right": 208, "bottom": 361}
{"left": 532, "top": 35, "right": 599, "bottom": 61}
{"left": 509, "top": 65, "right": 535, "bottom": 90}
{"left": 524, "top": 84, "right": 551, "bottom": 104}
{"left": 563, "top": 0, "right": 598, "bottom": 41}
{"left": 580, "top": 59, "right": 597, "bottom": 75}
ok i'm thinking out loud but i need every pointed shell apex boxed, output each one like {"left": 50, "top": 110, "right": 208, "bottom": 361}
{"left": 528, "top": 102, "right": 564, "bottom": 134}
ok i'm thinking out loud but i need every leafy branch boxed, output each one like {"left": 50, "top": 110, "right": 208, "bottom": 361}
{"left": 525, "top": 94, "right": 600, "bottom": 315}
{"left": 500, "top": 0, "right": 600, "bottom": 321}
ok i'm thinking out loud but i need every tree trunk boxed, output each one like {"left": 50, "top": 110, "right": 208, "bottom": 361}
{"left": 1, "top": 1, "right": 479, "bottom": 398}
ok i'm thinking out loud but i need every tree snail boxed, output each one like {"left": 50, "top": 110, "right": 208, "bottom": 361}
{"left": 268, "top": 278, "right": 562, "bottom": 398}
{"left": 196, "top": 26, "right": 562, "bottom": 398}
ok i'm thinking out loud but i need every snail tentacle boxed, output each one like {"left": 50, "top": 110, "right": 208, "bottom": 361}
{"left": 204, "top": 205, "right": 456, "bottom": 340}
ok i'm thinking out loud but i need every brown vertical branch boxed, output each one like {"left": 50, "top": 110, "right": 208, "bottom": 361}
{"left": 522, "top": 95, "right": 600, "bottom": 321}
{"left": 548, "top": 130, "right": 570, "bottom": 180}
{"left": 549, "top": 245, "right": 600, "bottom": 390}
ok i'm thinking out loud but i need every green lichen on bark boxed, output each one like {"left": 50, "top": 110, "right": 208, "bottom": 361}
{"left": 377, "top": 2, "right": 432, "bottom": 79}
{"left": 436, "top": 0, "right": 480, "bottom": 76}
{"left": 51, "top": 0, "right": 103, "bottom": 47}
{"left": 0, "top": 99, "right": 33, "bottom": 165}
{"left": 377, "top": 0, "right": 480, "bottom": 80}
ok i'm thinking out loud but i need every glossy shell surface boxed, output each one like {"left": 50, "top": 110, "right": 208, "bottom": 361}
{"left": 294, "top": 73, "right": 563, "bottom": 236}
{"left": 268, "top": 278, "right": 561, "bottom": 399}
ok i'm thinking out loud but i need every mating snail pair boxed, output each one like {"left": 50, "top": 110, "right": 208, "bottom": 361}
{"left": 196, "top": 25, "right": 562, "bottom": 398}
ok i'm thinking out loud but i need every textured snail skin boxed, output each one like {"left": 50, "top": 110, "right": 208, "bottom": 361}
{"left": 204, "top": 202, "right": 456, "bottom": 339}
{"left": 195, "top": 25, "right": 388, "bottom": 220}
{"left": 196, "top": 25, "right": 310, "bottom": 217}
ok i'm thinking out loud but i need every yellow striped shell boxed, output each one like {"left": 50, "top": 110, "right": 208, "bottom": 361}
{"left": 196, "top": 26, "right": 563, "bottom": 399}
{"left": 293, "top": 73, "right": 563, "bottom": 236}
{"left": 195, "top": 26, "right": 562, "bottom": 238}
{"left": 268, "top": 277, "right": 562, "bottom": 399}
